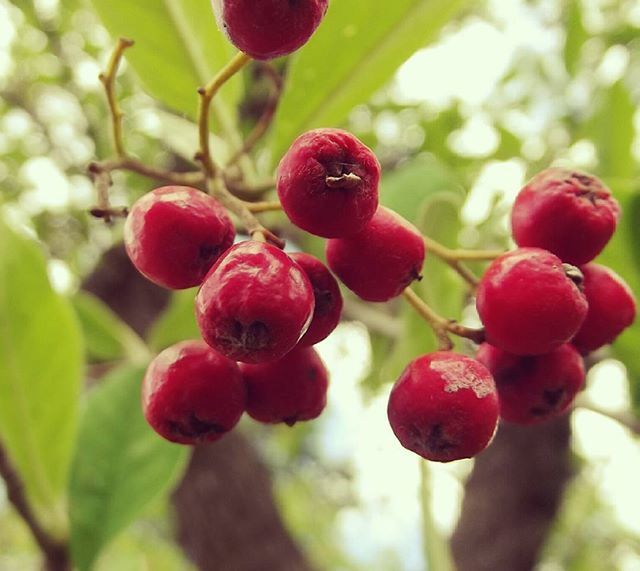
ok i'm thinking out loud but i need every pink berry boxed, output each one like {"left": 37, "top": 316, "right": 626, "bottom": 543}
{"left": 196, "top": 241, "right": 314, "bottom": 363}
{"left": 477, "top": 343, "right": 585, "bottom": 425}
{"left": 142, "top": 340, "right": 245, "bottom": 444}
{"left": 476, "top": 248, "right": 588, "bottom": 355}
{"left": 124, "top": 186, "right": 234, "bottom": 290}
{"left": 241, "top": 346, "right": 328, "bottom": 425}
{"left": 326, "top": 206, "right": 425, "bottom": 302}
{"left": 511, "top": 168, "right": 620, "bottom": 265}
{"left": 212, "top": 0, "right": 328, "bottom": 60}
{"left": 289, "top": 252, "right": 343, "bottom": 346}
{"left": 387, "top": 352, "right": 499, "bottom": 463}
{"left": 571, "top": 263, "right": 636, "bottom": 354}
{"left": 277, "top": 128, "right": 381, "bottom": 238}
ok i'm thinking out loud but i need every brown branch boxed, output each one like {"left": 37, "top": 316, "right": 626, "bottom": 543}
{"left": 87, "top": 162, "right": 127, "bottom": 223}
{"left": 246, "top": 200, "right": 282, "bottom": 214}
{"left": 0, "top": 441, "right": 70, "bottom": 571}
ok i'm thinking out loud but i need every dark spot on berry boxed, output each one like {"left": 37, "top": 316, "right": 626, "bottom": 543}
{"left": 217, "top": 320, "right": 271, "bottom": 354}
{"left": 543, "top": 387, "right": 566, "bottom": 408}
{"left": 168, "top": 413, "right": 225, "bottom": 440}
{"left": 284, "top": 416, "right": 298, "bottom": 427}
{"left": 197, "top": 243, "right": 221, "bottom": 269}
{"left": 313, "top": 288, "right": 333, "bottom": 316}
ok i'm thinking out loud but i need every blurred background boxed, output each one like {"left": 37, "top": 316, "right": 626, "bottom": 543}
{"left": 1, "top": 0, "right": 639, "bottom": 570}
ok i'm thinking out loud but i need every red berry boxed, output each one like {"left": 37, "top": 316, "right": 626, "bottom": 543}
{"left": 289, "top": 252, "right": 343, "bottom": 346}
{"left": 196, "top": 241, "right": 314, "bottom": 363}
{"left": 571, "top": 263, "right": 636, "bottom": 354}
{"left": 241, "top": 346, "right": 328, "bottom": 425}
{"left": 124, "top": 186, "right": 234, "bottom": 290}
{"left": 212, "top": 0, "right": 328, "bottom": 60}
{"left": 142, "top": 340, "right": 245, "bottom": 444}
{"left": 387, "top": 352, "right": 499, "bottom": 463}
{"left": 476, "top": 343, "right": 585, "bottom": 425}
{"left": 326, "top": 207, "right": 425, "bottom": 302}
{"left": 277, "top": 128, "right": 381, "bottom": 238}
{"left": 511, "top": 168, "right": 620, "bottom": 265}
{"left": 476, "top": 248, "right": 588, "bottom": 355}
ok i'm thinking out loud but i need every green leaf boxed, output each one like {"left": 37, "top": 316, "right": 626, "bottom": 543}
{"left": 564, "top": 0, "right": 587, "bottom": 76}
{"left": 272, "top": 0, "right": 473, "bottom": 158}
{"left": 147, "top": 288, "right": 200, "bottom": 351}
{"left": 72, "top": 292, "right": 150, "bottom": 365}
{"left": 0, "top": 219, "right": 82, "bottom": 527}
{"left": 69, "top": 365, "right": 189, "bottom": 571}
{"left": 89, "top": 0, "right": 242, "bottom": 141}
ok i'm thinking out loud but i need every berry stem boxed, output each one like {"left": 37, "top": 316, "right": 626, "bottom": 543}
{"left": 403, "top": 287, "right": 485, "bottom": 350}
{"left": 99, "top": 37, "right": 134, "bottom": 159}
{"left": 197, "top": 52, "right": 252, "bottom": 179}
{"left": 246, "top": 200, "right": 283, "bottom": 213}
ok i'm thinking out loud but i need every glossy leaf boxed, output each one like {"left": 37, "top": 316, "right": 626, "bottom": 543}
{"left": 69, "top": 366, "right": 189, "bottom": 571}
{"left": 147, "top": 288, "right": 200, "bottom": 351}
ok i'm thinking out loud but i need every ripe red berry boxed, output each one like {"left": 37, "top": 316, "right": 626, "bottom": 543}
{"left": 511, "top": 168, "right": 620, "bottom": 265}
{"left": 571, "top": 263, "right": 636, "bottom": 354}
{"left": 142, "top": 340, "right": 245, "bottom": 444}
{"left": 326, "top": 207, "right": 425, "bottom": 302}
{"left": 289, "top": 252, "right": 343, "bottom": 346}
{"left": 212, "top": 0, "right": 328, "bottom": 60}
{"left": 241, "top": 346, "right": 328, "bottom": 425}
{"left": 124, "top": 186, "right": 234, "bottom": 290}
{"left": 277, "top": 128, "right": 381, "bottom": 238}
{"left": 476, "top": 248, "right": 588, "bottom": 355}
{"left": 387, "top": 352, "right": 499, "bottom": 463}
{"left": 196, "top": 241, "right": 314, "bottom": 363}
{"left": 476, "top": 343, "right": 585, "bottom": 425}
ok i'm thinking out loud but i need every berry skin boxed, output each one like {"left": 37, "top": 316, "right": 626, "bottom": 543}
{"left": 124, "top": 186, "right": 234, "bottom": 290}
{"left": 511, "top": 168, "right": 620, "bottom": 265}
{"left": 277, "top": 128, "right": 381, "bottom": 238}
{"left": 241, "top": 346, "right": 328, "bottom": 425}
{"left": 289, "top": 253, "right": 343, "bottom": 346}
{"left": 142, "top": 340, "right": 245, "bottom": 444}
{"left": 196, "top": 241, "right": 315, "bottom": 364}
{"left": 387, "top": 352, "right": 499, "bottom": 463}
{"left": 476, "top": 343, "right": 585, "bottom": 425}
{"left": 212, "top": 0, "right": 328, "bottom": 60}
{"left": 571, "top": 263, "right": 637, "bottom": 354}
{"left": 326, "top": 206, "right": 425, "bottom": 302}
{"left": 476, "top": 248, "right": 588, "bottom": 355}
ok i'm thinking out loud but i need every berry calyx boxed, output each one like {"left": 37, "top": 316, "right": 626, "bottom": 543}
{"left": 241, "top": 346, "right": 329, "bottom": 425}
{"left": 277, "top": 128, "right": 381, "bottom": 238}
{"left": 387, "top": 351, "right": 499, "bottom": 463}
{"left": 511, "top": 168, "right": 620, "bottom": 265}
{"left": 290, "top": 252, "right": 343, "bottom": 346}
{"left": 326, "top": 206, "right": 425, "bottom": 302}
{"left": 196, "top": 241, "right": 315, "bottom": 363}
{"left": 476, "top": 248, "right": 588, "bottom": 355}
{"left": 476, "top": 343, "right": 585, "bottom": 425}
{"left": 571, "top": 263, "right": 637, "bottom": 354}
{"left": 142, "top": 340, "right": 245, "bottom": 444}
{"left": 212, "top": 0, "right": 329, "bottom": 60}
{"left": 124, "top": 186, "right": 235, "bottom": 290}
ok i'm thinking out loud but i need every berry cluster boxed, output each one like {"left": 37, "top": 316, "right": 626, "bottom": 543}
{"left": 100, "top": 4, "right": 636, "bottom": 463}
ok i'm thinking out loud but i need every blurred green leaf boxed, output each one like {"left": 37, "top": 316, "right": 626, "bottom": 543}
{"left": 272, "top": 0, "right": 472, "bottom": 158}
{"left": 147, "top": 288, "right": 199, "bottom": 351}
{"left": 420, "top": 462, "right": 454, "bottom": 571}
{"left": 564, "top": 0, "right": 587, "bottom": 76}
{"left": 69, "top": 365, "right": 189, "bottom": 571}
{"left": 72, "top": 291, "right": 150, "bottom": 365}
{"left": 0, "top": 219, "right": 82, "bottom": 528}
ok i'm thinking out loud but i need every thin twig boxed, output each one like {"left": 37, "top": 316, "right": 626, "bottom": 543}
{"left": 575, "top": 397, "right": 640, "bottom": 435}
{"left": 197, "top": 52, "right": 252, "bottom": 178}
{"left": 98, "top": 38, "right": 134, "bottom": 158}
{"left": 246, "top": 200, "right": 282, "bottom": 214}
{"left": 87, "top": 163, "right": 127, "bottom": 223}
{"left": 0, "top": 441, "right": 70, "bottom": 571}
{"left": 403, "top": 287, "right": 485, "bottom": 350}
{"left": 91, "top": 158, "right": 205, "bottom": 187}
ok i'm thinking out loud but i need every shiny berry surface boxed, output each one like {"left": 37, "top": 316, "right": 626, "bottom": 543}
{"left": 571, "top": 263, "right": 636, "bottom": 354}
{"left": 277, "top": 128, "right": 381, "bottom": 238}
{"left": 241, "top": 346, "right": 328, "bottom": 425}
{"left": 511, "top": 168, "right": 620, "bottom": 265}
{"left": 124, "top": 186, "right": 234, "bottom": 290}
{"left": 326, "top": 206, "right": 425, "bottom": 302}
{"left": 476, "top": 248, "right": 588, "bottom": 355}
{"left": 212, "top": 0, "right": 328, "bottom": 60}
{"left": 196, "top": 241, "right": 315, "bottom": 364}
{"left": 387, "top": 352, "right": 499, "bottom": 463}
{"left": 142, "top": 340, "right": 245, "bottom": 444}
{"left": 290, "top": 252, "right": 343, "bottom": 346}
{"left": 477, "top": 343, "right": 585, "bottom": 425}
